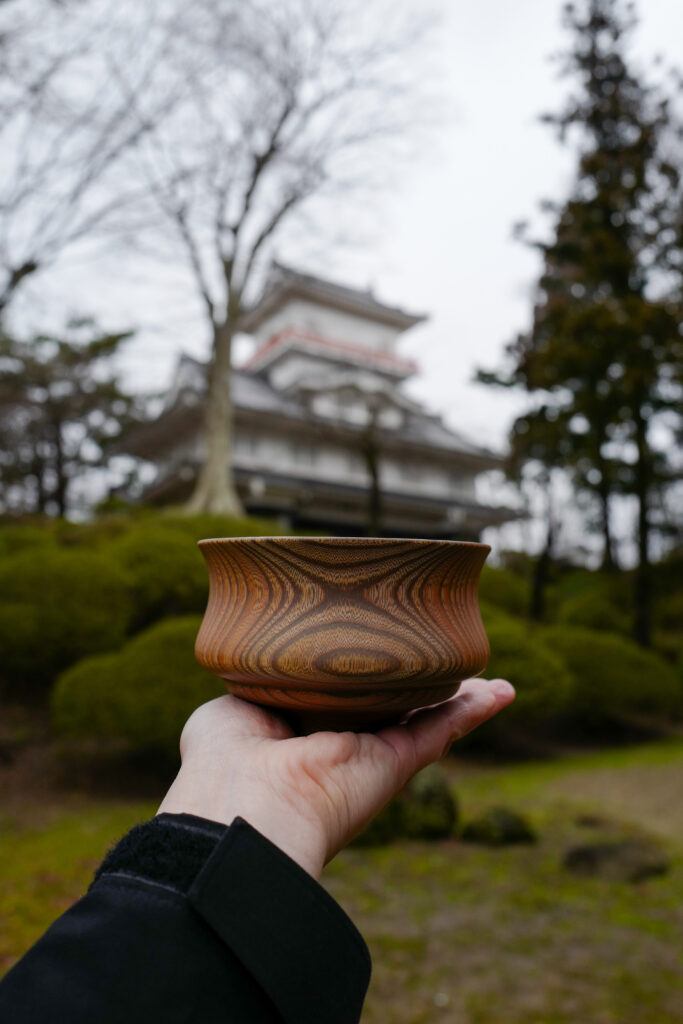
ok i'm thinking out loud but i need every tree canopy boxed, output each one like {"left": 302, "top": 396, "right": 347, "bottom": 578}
{"left": 0, "top": 321, "right": 138, "bottom": 516}
{"left": 478, "top": 0, "right": 683, "bottom": 644}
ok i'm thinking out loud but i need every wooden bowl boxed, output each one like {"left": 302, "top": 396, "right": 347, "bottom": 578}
{"left": 195, "top": 537, "right": 490, "bottom": 732}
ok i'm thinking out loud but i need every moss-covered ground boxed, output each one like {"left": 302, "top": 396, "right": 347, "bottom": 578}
{"left": 1, "top": 740, "right": 682, "bottom": 1023}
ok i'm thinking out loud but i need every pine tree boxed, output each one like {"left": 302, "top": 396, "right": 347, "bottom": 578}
{"left": 480, "top": 0, "right": 683, "bottom": 645}
{"left": 0, "top": 321, "right": 138, "bottom": 517}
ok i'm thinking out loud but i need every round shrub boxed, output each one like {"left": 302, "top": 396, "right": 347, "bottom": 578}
{"left": 0, "top": 547, "right": 130, "bottom": 694}
{"left": 485, "top": 611, "right": 573, "bottom": 721}
{"left": 110, "top": 526, "right": 209, "bottom": 631}
{"left": 653, "top": 591, "right": 683, "bottom": 634}
{"left": 542, "top": 626, "right": 682, "bottom": 726}
{"left": 161, "top": 513, "right": 286, "bottom": 544}
{"left": 478, "top": 567, "right": 529, "bottom": 618}
{"left": 0, "top": 523, "right": 55, "bottom": 557}
{"left": 555, "top": 592, "right": 629, "bottom": 635}
{"left": 551, "top": 570, "right": 630, "bottom": 619}
{"left": 53, "top": 616, "right": 225, "bottom": 756}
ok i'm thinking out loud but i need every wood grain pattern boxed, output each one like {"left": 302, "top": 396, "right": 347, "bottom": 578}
{"left": 195, "top": 537, "right": 490, "bottom": 731}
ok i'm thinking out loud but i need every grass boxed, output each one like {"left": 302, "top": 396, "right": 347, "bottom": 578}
{"left": 1, "top": 740, "right": 682, "bottom": 1023}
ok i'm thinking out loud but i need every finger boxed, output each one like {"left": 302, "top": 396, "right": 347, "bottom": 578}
{"left": 376, "top": 678, "right": 515, "bottom": 781}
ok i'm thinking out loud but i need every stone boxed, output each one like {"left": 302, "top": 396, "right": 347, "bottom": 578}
{"left": 563, "top": 839, "right": 670, "bottom": 883}
{"left": 461, "top": 807, "right": 536, "bottom": 846}
{"left": 353, "top": 765, "right": 458, "bottom": 846}
{"left": 401, "top": 764, "right": 458, "bottom": 840}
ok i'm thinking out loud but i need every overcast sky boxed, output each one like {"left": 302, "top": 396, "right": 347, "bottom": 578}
{"left": 325, "top": 0, "right": 683, "bottom": 451}
{"left": 14, "top": 0, "right": 683, "bottom": 459}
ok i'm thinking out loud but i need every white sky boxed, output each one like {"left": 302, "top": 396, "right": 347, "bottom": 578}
{"left": 324, "top": 0, "right": 683, "bottom": 450}
{"left": 12, "top": 0, "right": 683, "bottom": 488}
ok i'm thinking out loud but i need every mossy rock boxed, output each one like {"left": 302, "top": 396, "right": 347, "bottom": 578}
{"left": 461, "top": 807, "right": 536, "bottom": 846}
{"left": 52, "top": 616, "right": 224, "bottom": 756}
{"left": 354, "top": 765, "right": 458, "bottom": 846}
{"left": 352, "top": 798, "right": 406, "bottom": 847}
{"left": 563, "top": 839, "right": 670, "bottom": 883}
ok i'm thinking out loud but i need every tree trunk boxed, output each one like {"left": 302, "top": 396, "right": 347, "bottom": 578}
{"left": 185, "top": 319, "right": 243, "bottom": 516}
{"left": 530, "top": 480, "right": 555, "bottom": 622}
{"left": 30, "top": 438, "right": 47, "bottom": 515}
{"left": 597, "top": 474, "right": 616, "bottom": 572}
{"left": 633, "top": 411, "right": 651, "bottom": 648}
{"left": 361, "top": 427, "right": 382, "bottom": 537}
{"left": 53, "top": 419, "right": 68, "bottom": 517}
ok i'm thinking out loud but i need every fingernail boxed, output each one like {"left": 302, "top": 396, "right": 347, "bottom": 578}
{"left": 491, "top": 679, "right": 516, "bottom": 702}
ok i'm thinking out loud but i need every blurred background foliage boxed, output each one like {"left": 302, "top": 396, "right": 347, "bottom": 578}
{"left": 0, "top": 514, "right": 678, "bottom": 759}
{"left": 1, "top": 0, "right": 682, "bottom": 1018}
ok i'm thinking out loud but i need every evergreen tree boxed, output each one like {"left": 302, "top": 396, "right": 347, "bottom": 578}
{"left": 480, "top": 0, "right": 683, "bottom": 646}
{"left": 0, "top": 321, "right": 138, "bottom": 517}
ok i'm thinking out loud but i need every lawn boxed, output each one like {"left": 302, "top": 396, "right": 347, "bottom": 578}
{"left": 1, "top": 739, "right": 682, "bottom": 1023}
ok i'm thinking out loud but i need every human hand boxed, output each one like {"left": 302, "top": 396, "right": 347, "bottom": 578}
{"left": 157, "top": 678, "right": 515, "bottom": 879}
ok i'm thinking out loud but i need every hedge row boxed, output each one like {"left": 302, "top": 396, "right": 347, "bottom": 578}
{"left": 0, "top": 514, "right": 283, "bottom": 695}
{"left": 1, "top": 519, "right": 681, "bottom": 752}
{"left": 52, "top": 616, "right": 224, "bottom": 755}
{"left": 50, "top": 608, "right": 682, "bottom": 759}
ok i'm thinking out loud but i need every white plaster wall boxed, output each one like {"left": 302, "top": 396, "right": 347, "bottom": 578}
{"left": 252, "top": 299, "right": 402, "bottom": 352}
{"left": 231, "top": 430, "right": 477, "bottom": 503}
{"left": 381, "top": 459, "right": 477, "bottom": 500}
{"left": 268, "top": 352, "right": 328, "bottom": 391}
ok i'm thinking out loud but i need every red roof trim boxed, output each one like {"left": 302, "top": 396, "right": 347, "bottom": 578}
{"left": 243, "top": 327, "right": 418, "bottom": 374}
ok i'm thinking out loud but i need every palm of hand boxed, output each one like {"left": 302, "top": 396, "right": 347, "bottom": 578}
{"left": 159, "top": 678, "right": 514, "bottom": 878}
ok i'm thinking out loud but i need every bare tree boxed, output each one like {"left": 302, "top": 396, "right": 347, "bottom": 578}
{"left": 1, "top": 0, "right": 436, "bottom": 515}
{"left": 0, "top": 0, "right": 185, "bottom": 319}
{"left": 125, "top": 0, "right": 436, "bottom": 515}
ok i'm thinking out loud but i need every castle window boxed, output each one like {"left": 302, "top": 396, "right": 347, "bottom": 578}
{"left": 293, "top": 443, "right": 316, "bottom": 466}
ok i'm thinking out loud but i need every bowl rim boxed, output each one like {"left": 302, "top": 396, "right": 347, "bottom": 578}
{"left": 197, "top": 536, "right": 491, "bottom": 552}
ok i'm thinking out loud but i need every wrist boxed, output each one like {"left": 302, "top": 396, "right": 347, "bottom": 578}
{"left": 157, "top": 764, "right": 327, "bottom": 879}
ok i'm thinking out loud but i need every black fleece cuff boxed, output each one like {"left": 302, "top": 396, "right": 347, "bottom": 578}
{"left": 189, "top": 817, "right": 371, "bottom": 1024}
{"left": 93, "top": 813, "right": 227, "bottom": 894}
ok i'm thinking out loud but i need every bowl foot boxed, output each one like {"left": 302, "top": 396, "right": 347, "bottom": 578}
{"left": 223, "top": 680, "right": 463, "bottom": 735}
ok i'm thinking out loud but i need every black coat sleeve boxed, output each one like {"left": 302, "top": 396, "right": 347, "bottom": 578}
{"left": 0, "top": 814, "right": 371, "bottom": 1024}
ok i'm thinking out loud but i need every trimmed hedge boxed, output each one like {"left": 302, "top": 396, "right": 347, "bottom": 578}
{"left": 0, "top": 547, "right": 130, "bottom": 693}
{"left": 52, "top": 616, "right": 224, "bottom": 755}
{"left": 0, "top": 523, "right": 56, "bottom": 557}
{"left": 542, "top": 626, "right": 682, "bottom": 726}
{"left": 159, "top": 513, "right": 286, "bottom": 543}
{"left": 110, "top": 526, "right": 209, "bottom": 631}
{"left": 481, "top": 603, "right": 573, "bottom": 720}
{"left": 478, "top": 567, "right": 529, "bottom": 618}
{"left": 555, "top": 592, "right": 629, "bottom": 635}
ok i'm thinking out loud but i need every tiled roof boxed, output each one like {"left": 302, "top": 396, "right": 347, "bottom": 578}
{"left": 239, "top": 263, "right": 427, "bottom": 332}
{"left": 169, "top": 354, "right": 499, "bottom": 463}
